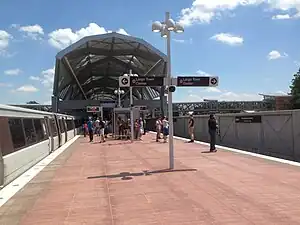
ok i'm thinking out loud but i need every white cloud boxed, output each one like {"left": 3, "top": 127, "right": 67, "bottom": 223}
{"left": 4, "top": 68, "right": 22, "bottom": 75}
{"left": 19, "top": 24, "right": 44, "bottom": 40}
{"left": 30, "top": 67, "right": 55, "bottom": 89}
{"left": 48, "top": 23, "right": 130, "bottom": 50}
{"left": 0, "top": 83, "right": 13, "bottom": 87}
{"left": 40, "top": 68, "right": 55, "bottom": 87}
{"left": 16, "top": 85, "right": 39, "bottom": 92}
{"left": 179, "top": 0, "right": 300, "bottom": 26}
{"left": 267, "top": 50, "right": 288, "bottom": 60}
{"left": 0, "top": 30, "right": 12, "bottom": 53}
{"left": 196, "top": 70, "right": 214, "bottom": 76}
{"left": 173, "top": 39, "right": 185, "bottom": 43}
{"left": 179, "top": 0, "right": 263, "bottom": 26}
{"left": 29, "top": 76, "right": 40, "bottom": 81}
{"left": 272, "top": 14, "right": 291, "bottom": 20}
{"left": 173, "top": 38, "right": 193, "bottom": 44}
{"left": 210, "top": 33, "right": 243, "bottom": 46}
{"left": 116, "top": 28, "right": 129, "bottom": 36}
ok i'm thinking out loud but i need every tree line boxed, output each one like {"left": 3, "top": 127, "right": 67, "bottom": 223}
{"left": 290, "top": 68, "right": 300, "bottom": 109}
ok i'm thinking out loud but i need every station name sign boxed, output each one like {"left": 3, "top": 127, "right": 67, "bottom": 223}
{"left": 177, "top": 76, "right": 218, "bottom": 87}
{"left": 119, "top": 76, "right": 164, "bottom": 87}
{"left": 131, "top": 77, "right": 164, "bottom": 87}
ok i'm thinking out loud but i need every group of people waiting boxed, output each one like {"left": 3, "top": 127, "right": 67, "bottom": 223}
{"left": 155, "top": 113, "right": 218, "bottom": 152}
{"left": 83, "top": 117, "right": 108, "bottom": 143}
{"left": 155, "top": 116, "right": 169, "bottom": 143}
{"left": 117, "top": 117, "right": 146, "bottom": 140}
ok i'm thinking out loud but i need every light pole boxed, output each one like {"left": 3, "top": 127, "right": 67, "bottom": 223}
{"left": 114, "top": 88, "right": 125, "bottom": 108}
{"left": 123, "top": 70, "right": 138, "bottom": 141}
{"left": 152, "top": 12, "right": 184, "bottom": 169}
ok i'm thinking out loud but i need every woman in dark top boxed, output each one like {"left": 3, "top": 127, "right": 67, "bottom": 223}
{"left": 208, "top": 114, "right": 218, "bottom": 152}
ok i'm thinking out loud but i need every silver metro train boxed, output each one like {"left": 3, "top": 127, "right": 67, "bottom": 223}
{"left": 0, "top": 104, "right": 81, "bottom": 187}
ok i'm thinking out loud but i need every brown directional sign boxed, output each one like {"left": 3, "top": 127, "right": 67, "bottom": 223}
{"left": 177, "top": 76, "right": 218, "bottom": 87}
{"left": 130, "top": 77, "right": 164, "bottom": 87}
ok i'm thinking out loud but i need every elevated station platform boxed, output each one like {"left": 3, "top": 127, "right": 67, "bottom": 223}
{"left": 1, "top": 134, "right": 300, "bottom": 224}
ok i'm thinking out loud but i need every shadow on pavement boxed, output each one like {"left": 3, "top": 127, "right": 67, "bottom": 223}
{"left": 87, "top": 168, "right": 197, "bottom": 180}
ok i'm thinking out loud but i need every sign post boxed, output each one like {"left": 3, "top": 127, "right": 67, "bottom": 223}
{"left": 119, "top": 75, "right": 219, "bottom": 169}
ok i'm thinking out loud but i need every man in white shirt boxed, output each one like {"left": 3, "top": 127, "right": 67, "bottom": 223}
{"left": 95, "top": 118, "right": 100, "bottom": 136}
{"left": 99, "top": 117, "right": 106, "bottom": 143}
{"left": 155, "top": 116, "right": 162, "bottom": 142}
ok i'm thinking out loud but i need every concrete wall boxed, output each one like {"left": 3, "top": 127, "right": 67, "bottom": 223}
{"left": 171, "top": 110, "right": 300, "bottom": 161}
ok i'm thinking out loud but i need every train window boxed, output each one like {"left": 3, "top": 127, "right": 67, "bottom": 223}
{"left": 23, "top": 119, "right": 37, "bottom": 145}
{"left": 33, "top": 119, "right": 47, "bottom": 142}
{"left": 50, "top": 119, "right": 58, "bottom": 136}
{"left": 8, "top": 118, "right": 26, "bottom": 150}
{"left": 59, "top": 119, "right": 65, "bottom": 133}
{"left": 66, "top": 120, "right": 74, "bottom": 131}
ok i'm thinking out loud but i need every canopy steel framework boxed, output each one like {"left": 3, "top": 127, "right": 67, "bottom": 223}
{"left": 52, "top": 32, "right": 168, "bottom": 110}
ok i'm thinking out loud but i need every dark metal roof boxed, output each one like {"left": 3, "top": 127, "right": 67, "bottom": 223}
{"left": 53, "top": 32, "right": 167, "bottom": 101}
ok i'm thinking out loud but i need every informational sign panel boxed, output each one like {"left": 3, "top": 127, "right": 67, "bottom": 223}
{"left": 177, "top": 76, "right": 219, "bottom": 87}
{"left": 130, "top": 77, "right": 164, "bottom": 87}
{"left": 86, "top": 106, "right": 102, "bottom": 113}
{"left": 119, "top": 76, "right": 164, "bottom": 87}
{"left": 235, "top": 115, "right": 262, "bottom": 123}
{"left": 119, "top": 76, "right": 130, "bottom": 87}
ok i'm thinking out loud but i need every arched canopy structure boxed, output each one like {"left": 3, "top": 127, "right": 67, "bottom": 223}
{"left": 53, "top": 32, "right": 167, "bottom": 104}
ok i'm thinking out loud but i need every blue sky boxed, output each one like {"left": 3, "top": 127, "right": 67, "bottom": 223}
{"left": 0, "top": 0, "right": 300, "bottom": 104}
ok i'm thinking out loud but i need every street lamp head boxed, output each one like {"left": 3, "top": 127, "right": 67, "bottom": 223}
{"left": 123, "top": 73, "right": 129, "bottom": 76}
{"left": 174, "top": 22, "right": 184, "bottom": 33}
{"left": 114, "top": 90, "right": 118, "bottom": 94}
{"left": 133, "top": 74, "right": 138, "bottom": 77}
{"left": 161, "top": 26, "right": 168, "bottom": 38}
{"left": 120, "top": 90, "right": 125, "bottom": 94}
{"left": 166, "top": 18, "right": 176, "bottom": 31}
{"left": 152, "top": 21, "right": 163, "bottom": 33}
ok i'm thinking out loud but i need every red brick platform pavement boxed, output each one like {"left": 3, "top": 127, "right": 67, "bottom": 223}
{"left": 1, "top": 134, "right": 300, "bottom": 225}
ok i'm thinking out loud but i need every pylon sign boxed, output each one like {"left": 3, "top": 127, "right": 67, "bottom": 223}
{"left": 177, "top": 76, "right": 219, "bottom": 87}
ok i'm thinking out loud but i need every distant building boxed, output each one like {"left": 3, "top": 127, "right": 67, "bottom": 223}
{"left": 259, "top": 93, "right": 292, "bottom": 110}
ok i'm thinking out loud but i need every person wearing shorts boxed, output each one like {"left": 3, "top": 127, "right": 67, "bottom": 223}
{"left": 162, "top": 116, "right": 169, "bottom": 143}
{"left": 155, "top": 116, "right": 162, "bottom": 142}
{"left": 99, "top": 117, "right": 106, "bottom": 143}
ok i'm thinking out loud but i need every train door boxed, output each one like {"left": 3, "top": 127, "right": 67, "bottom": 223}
{"left": 54, "top": 115, "right": 62, "bottom": 147}
{"left": 73, "top": 119, "right": 76, "bottom": 136}
{"left": 63, "top": 118, "right": 67, "bottom": 143}
{"left": 44, "top": 116, "right": 54, "bottom": 153}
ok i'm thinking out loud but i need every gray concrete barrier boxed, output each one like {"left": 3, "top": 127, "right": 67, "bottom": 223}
{"left": 148, "top": 110, "right": 300, "bottom": 162}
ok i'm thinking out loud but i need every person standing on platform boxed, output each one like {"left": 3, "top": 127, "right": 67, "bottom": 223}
{"left": 134, "top": 119, "right": 141, "bottom": 140}
{"left": 162, "top": 116, "right": 169, "bottom": 143}
{"left": 139, "top": 118, "right": 144, "bottom": 139}
{"left": 95, "top": 118, "right": 100, "bottom": 136}
{"left": 99, "top": 117, "right": 106, "bottom": 143}
{"left": 155, "top": 116, "right": 162, "bottom": 142}
{"left": 208, "top": 114, "right": 218, "bottom": 152}
{"left": 188, "top": 114, "right": 195, "bottom": 143}
{"left": 87, "top": 117, "right": 94, "bottom": 142}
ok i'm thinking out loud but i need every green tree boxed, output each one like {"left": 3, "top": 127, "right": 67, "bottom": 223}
{"left": 26, "top": 101, "right": 39, "bottom": 104}
{"left": 290, "top": 68, "right": 300, "bottom": 109}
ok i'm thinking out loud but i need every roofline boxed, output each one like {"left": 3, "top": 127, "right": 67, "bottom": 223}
{"left": 55, "top": 32, "right": 167, "bottom": 62}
